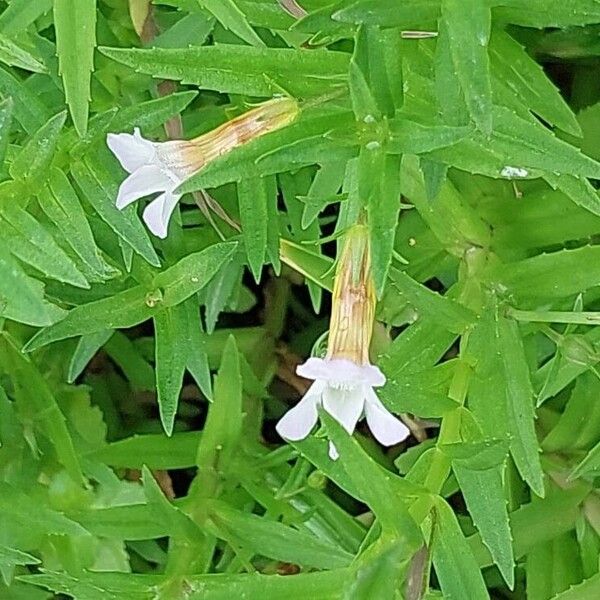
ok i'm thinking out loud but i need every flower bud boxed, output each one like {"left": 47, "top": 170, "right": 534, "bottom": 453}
{"left": 326, "top": 224, "right": 375, "bottom": 365}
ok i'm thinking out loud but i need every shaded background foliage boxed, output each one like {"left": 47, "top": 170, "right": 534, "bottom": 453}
{"left": 1, "top": 0, "right": 600, "bottom": 598}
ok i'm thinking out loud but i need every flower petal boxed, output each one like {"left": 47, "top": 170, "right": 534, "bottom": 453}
{"left": 364, "top": 386, "right": 410, "bottom": 447}
{"left": 107, "top": 128, "right": 155, "bottom": 173}
{"left": 116, "top": 165, "right": 175, "bottom": 210}
{"left": 322, "top": 385, "right": 363, "bottom": 435}
{"left": 276, "top": 389, "right": 321, "bottom": 442}
{"left": 297, "top": 357, "right": 385, "bottom": 387}
{"left": 142, "top": 191, "right": 180, "bottom": 239}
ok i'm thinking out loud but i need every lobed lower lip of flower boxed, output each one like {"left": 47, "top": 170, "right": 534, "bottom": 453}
{"left": 106, "top": 96, "right": 299, "bottom": 238}
{"left": 275, "top": 357, "right": 410, "bottom": 460}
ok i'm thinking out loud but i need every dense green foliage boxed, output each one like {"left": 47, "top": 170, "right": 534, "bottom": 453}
{"left": 2, "top": 0, "right": 600, "bottom": 598}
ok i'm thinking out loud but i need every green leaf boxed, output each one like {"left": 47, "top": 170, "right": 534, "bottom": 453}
{"left": 489, "top": 29, "right": 580, "bottom": 136}
{"left": 571, "top": 441, "right": 600, "bottom": 479}
{"left": 198, "top": 0, "right": 263, "bottom": 47}
{"left": 20, "top": 569, "right": 345, "bottom": 600}
{"left": 345, "top": 542, "right": 410, "bottom": 600}
{"left": 1, "top": 336, "right": 86, "bottom": 486}
{"left": 386, "top": 267, "right": 475, "bottom": 334}
{"left": 154, "top": 304, "right": 188, "bottom": 436}
{"left": 142, "top": 466, "right": 203, "bottom": 542}
{"left": 84, "top": 432, "right": 201, "bottom": 470}
{"left": 452, "top": 458, "right": 514, "bottom": 588}
{"left": 301, "top": 161, "right": 346, "bottom": 228}
{"left": 380, "top": 362, "right": 458, "bottom": 418}
{"left": 333, "top": 0, "right": 441, "bottom": 27}
{"left": 352, "top": 25, "right": 403, "bottom": 115}
{"left": 493, "top": 0, "right": 600, "bottom": 28}
{"left": 279, "top": 237, "right": 334, "bottom": 291}
{"left": 0, "top": 204, "right": 89, "bottom": 288}
{"left": 67, "top": 91, "right": 197, "bottom": 156}
{"left": 71, "top": 157, "right": 160, "bottom": 267}
{"left": 104, "top": 331, "right": 155, "bottom": 391}
{"left": 526, "top": 532, "right": 583, "bottom": 599}
{"left": 0, "top": 546, "right": 40, "bottom": 574}
{"left": 550, "top": 573, "right": 600, "bottom": 600}
{"left": 0, "top": 65, "right": 48, "bottom": 134}
{"left": 23, "top": 241, "right": 238, "bottom": 351}
{"left": 204, "top": 251, "right": 245, "bottom": 334}
{"left": 543, "top": 372, "right": 600, "bottom": 453}
{"left": 10, "top": 110, "right": 66, "bottom": 185}
{"left": 470, "top": 487, "right": 585, "bottom": 569}
{"left": 496, "top": 311, "right": 544, "bottom": 496}
{"left": 545, "top": 173, "right": 600, "bottom": 218}
{"left": 99, "top": 45, "right": 349, "bottom": 97}
{"left": 39, "top": 168, "right": 115, "bottom": 280}
{"left": 432, "top": 496, "right": 489, "bottom": 600}
{"left": 387, "top": 117, "right": 471, "bottom": 154}
{"left": 441, "top": 0, "right": 492, "bottom": 134}
{"left": 0, "top": 483, "right": 87, "bottom": 537}
{"left": 490, "top": 245, "right": 600, "bottom": 302}
{"left": 379, "top": 318, "right": 457, "bottom": 376}
{"left": 427, "top": 106, "right": 600, "bottom": 180}
{"left": 68, "top": 329, "right": 113, "bottom": 383}
{"left": 208, "top": 501, "right": 353, "bottom": 569}
{"left": 69, "top": 503, "right": 169, "bottom": 540}
{"left": 321, "top": 410, "right": 422, "bottom": 545}
{"left": 0, "top": 0, "right": 51, "bottom": 34}
{"left": 0, "top": 96, "right": 13, "bottom": 175}
{"left": 362, "top": 151, "right": 400, "bottom": 295}
{"left": 0, "top": 33, "right": 46, "bottom": 73}
{"left": 0, "top": 241, "right": 65, "bottom": 326}
{"left": 196, "top": 336, "right": 243, "bottom": 468}
{"left": 54, "top": 0, "right": 96, "bottom": 136}
{"left": 181, "top": 297, "right": 212, "bottom": 400}
{"left": 238, "top": 176, "right": 272, "bottom": 282}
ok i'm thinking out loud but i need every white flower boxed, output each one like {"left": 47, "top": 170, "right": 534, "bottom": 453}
{"left": 106, "top": 97, "right": 300, "bottom": 239}
{"left": 106, "top": 127, "right": 201, "bottom": 239}
{"left": 276, "top": 357, "right": 410, "bottom": 459}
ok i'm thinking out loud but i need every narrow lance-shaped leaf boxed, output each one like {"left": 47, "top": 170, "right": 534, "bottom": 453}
{"left": 99, "top": 45, "right": 349, "bottom": 97}
{"left": 1, "top": 337, "right": 86, "bottom": 487}
{"left": 0, "top": 240, "right": 65, "bottom": 327}
{"left": 0, "top": 204, "right": 89, "bottom": 289}
{"left": 0, "top": 96, "right": 13, "bottom": 175}
{"left": 54, "top": 0, "right": 96, "bottom": 136}
{"left": 23, "top": 241, "right": 238, "bottom": 351}
{"left": 0, "top": 65, "right": 48, "bottom": 134}
{"left": 368, "top": 153, "right": 402, "bottom": 296}
{"left": 10, "top": 110, "right": 66, "bottom": 186}
{"left": 496, "top": 310, "right": 544, "bottom": 496}
{"left": 38, "top": 168, "right": 116, "bottom": 280}
{"left": 198, "top": 0, "right": 263, "bottom": 47}
{"left": 194, "top": 335, "right": 243, "bottom": 492}
{"left": 208, "top": 501, "right": 353, "bottom": 570}
{"left": 71, "top": 155, "right": 160, "bottom": 267}
{"left": 238, "top": 176, "right": 270, "bottom": 282}
{"left": 432, "top": 496, "right": 489, "bottom": 600}
{"left": 449, "top": 445, "right": 515, "bottom": 588}
{"left": 154, "top": 304, "right": 188, "bottom": 436}
{"left": 0, "top": 33, "right": 47, "bottom": 73}
{"left": 441, "top": 0, "right": 492, "bottom": 134}
{"left": 321, "top": 410, "right": 423, "bottom": 547}
{"left": 489, "top": 29, "right": 580, "bottom": 136}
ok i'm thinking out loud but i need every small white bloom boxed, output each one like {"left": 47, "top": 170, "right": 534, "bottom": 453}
{"left": 107, "top": 127, "right": 201, "bottom": 239}
{"left": 106, "top": 97, "right": 300, "bottom": 240}
{"left": 276, "top": 357, "right": 410, "bottom": 459}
